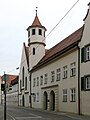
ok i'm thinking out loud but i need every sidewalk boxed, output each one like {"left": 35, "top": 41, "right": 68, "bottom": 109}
{"left": 27, "top": 107, "right": 90, "bottom": 120}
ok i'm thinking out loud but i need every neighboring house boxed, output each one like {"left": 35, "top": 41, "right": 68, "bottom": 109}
{"left": 1, "top": 74, "right": 18, "bottom": 106}
{"left": 19, "top": 3, "right": 90, "bottom": 115}
{"left": 6, "top": 75, "right": 19, "bottom": 106}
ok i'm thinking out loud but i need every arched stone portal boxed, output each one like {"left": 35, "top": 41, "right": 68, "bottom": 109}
{"left": 43, "top": 91, "right": 48, "bottom": 110}
{"left": 50, "top": 90, "right": 55, "bottom": 111}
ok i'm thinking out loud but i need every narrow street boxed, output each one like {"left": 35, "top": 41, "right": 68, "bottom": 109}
{"left": 0, "top": 104, "right": 90, "bottom": 120}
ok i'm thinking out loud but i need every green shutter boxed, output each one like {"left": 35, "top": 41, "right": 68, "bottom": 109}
{"left": 81, "top": 77, "right": 85, "bottom": 91}
{"left": 81, "top": 47, "right": 84, "bottom": 63}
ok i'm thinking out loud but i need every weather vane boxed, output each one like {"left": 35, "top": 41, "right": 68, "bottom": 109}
{"left": 35, "top": 7, "right": 38, "bottom": 15}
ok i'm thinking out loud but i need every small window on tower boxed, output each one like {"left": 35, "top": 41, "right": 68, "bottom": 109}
{"left": 28, "top": 31, "right": 30, "bottom": 37}
{"left": 44, "top": 31, "right": 45, "bottom": 37}
{"left": 32, "top": 29, "right": 36, "bottom": 35}
{"left": 38, "top": 29, "right": 42, "bottom": 35}
{"left": 33, "top": 48, "right": 35, "bottom": 55}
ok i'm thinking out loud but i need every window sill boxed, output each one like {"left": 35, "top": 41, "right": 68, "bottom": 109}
{"left": 70, "top": 75, "right": 76, "bottom": 77}
{"left": 63, "top": 77, "right": 67, "bottom": 79}
{"left": 56, "top": 79, "right": 60, "bottom": 81}
{"left": 63, "top": 101, "right": 67, "bottom": 102}
{"left": 44, "top": 83, "right": 47, "bottom": 85}
{"left": 70, "top": 101, "right": 76, "bottom": 102}
{"left": 84, "top": 89, "right": 90, "bottom": 91}
{"left": 21, "top": 87, "right": 24, "bottom": 90}
{"left": 25, "top": 91, "right": 29, "bottom": 94}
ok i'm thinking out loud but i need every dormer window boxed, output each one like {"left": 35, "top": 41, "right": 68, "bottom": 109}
{"left": 32, "top": 29, "right": 36, "bottom": 35}
{"left": 33, "top": 48, "right": 35, "bottom": 55}
{"left": 38, "top": 29, "right": 42, "bottom": 35}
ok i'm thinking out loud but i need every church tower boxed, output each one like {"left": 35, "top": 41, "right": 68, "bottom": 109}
{"left": 27, "top": 9, "right": 47, "bottom": 70}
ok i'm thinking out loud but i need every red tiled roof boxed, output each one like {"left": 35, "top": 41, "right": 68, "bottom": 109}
{"left": 11, "top": 76, "right": 18, "bottom": 85}
{"left": 32, "top": 26, "right": 84, "bottom": 70}
{"left": 6, "top": 74, "right": 18, "bottom": 84}
{"left": 27, "top": 14, "right": 47, "bottom": 31}
{"left": 32, "top": 14, "right": 42, "bottom": 26}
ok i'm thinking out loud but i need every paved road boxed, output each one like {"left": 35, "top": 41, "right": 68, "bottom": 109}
{"left": 0, "top": 104, "right": 90, "bottom": 120}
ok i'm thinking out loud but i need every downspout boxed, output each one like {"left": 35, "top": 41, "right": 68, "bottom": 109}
{"left": 77, "top": 25, "right": 85, "bottom": 115}
{"left": 18, "top": 76, "right": 19, "bottom": 106}
{"left": 78, "top": 46, "right": 80, "bottom": 115}
{"left": 29, "top": 73, "right": 32, "bottom": 108}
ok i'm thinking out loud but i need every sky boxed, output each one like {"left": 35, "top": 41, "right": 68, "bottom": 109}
{"left": 0, "top": 0, "right": 90, "bottom": 75}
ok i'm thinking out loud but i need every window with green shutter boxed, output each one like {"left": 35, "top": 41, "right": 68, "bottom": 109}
{"left": 81, "top": 76, "right": 90, "bottom": 91}
{"left": 81, "top": 45, "right": 90, "bottom": 63}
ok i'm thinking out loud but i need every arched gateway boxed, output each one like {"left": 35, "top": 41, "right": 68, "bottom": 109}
{"left": 43, "top": 91, "right": 48, "bottom": 110}
{"left": 50, "top": 90, "right": 55, "bottom": 111}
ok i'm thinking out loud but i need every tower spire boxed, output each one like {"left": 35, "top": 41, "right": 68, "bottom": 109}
{"left": 35, "top": 7, "right": 38, "bottom": 16}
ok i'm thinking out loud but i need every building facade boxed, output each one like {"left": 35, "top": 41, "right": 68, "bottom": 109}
{"left": 1, "top": 74, "right": 18, "bottom": 106}
{"left": 18, "top": 43, "right": 30, "bottom": 107}
{"left": 80, "top": 3, "right": 90, "bottom": 115}
{"left": 19, "top": 3, "right": 90, "bottom": 115}
{"left": 6, "top": 76, "right": 19, "bottom": 106}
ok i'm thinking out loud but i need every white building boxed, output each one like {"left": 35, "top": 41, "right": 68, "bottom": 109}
{"left": 80, "top": 2, "right": 90, "bottom": 115}
{"left": 19, "top": 43, "right": 30, "bottom": 107}
{"left": 19, "top": 3, "right": 90, "bottom": 115}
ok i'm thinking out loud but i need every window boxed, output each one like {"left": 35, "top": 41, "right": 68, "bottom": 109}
{"left": 86, "top": 46, "right": 90, "bottom": 61}
{"left": 44, "top": 73, "right": 48, "bottom": 84}
{"left": 33, "top": 48, "right": 35, "bottom": 55}
{"left": 63, "top": 89, "right": 67, "bottom": 102}
{"left": 70, "top": 62, "right": 76, "bottom": 77}
{"left": 56, "top": 68, "right": 61, "bottom": 81}
{"left": 86, "top": 76, "right": 90, "bottom": 89}
{"left": 32, "top": 29, "right": 36, "bottom": 35}
{"left": 25, "top": 77, "right": 27, "bottom": 90}
{"left": 28, "top": 38, "right": 30, "bottom": 44}
{"left": 37, "top": 93, "right": 39, "bottom": 102}
{"left": 63, "top": 66, "right": 67, "bottom": 79}
{"left": 28, "top": 31, "right": 30, "bottom": 37}
{"left": 40, "top": 75, "right": 43, "bottom": 85}
{"left": 37, "top": 77, "right": 39, "bottom": 86}
{"left": 33, "top": 78, "right": 36, "bottom": 87}
{"left": 22, "top": 67, "right": 24, "bottom": 87}
{"left": 38, "top": 29, "right": 42, "bottom": 35}
{"left": 81, "top": 45, "right": 90, "bottom": 62}
{"left": 51, "top": 71, "right": 55, "bottom": 82}
{"left": 81, "top": 76, "right": 90, "bottom": 91}
{"left": 70, "top": 88, "right": 76, "bottom": 102}
{"left": 44, "top": 31, "right": 45, "bottom": 37}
